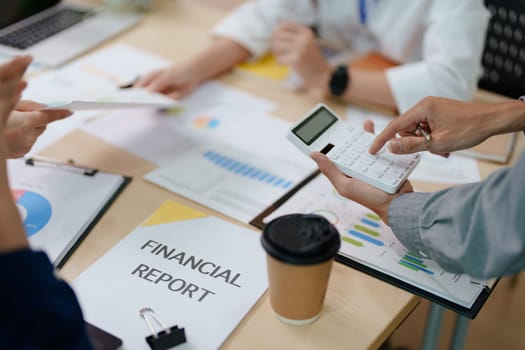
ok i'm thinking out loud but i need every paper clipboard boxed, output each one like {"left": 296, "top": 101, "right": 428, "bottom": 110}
{"left": 332, "top": 253, "right": 497, "bottom": 319}
{"left": 8, "top": 158, "right": 131, "bottom": 268}
{"left": 250, "top": 172, "right": 497, "bottom": 319}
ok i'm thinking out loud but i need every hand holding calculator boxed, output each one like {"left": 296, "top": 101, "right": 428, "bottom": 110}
{"left": 287, "top": 104, "right": 420, "bottom": 194}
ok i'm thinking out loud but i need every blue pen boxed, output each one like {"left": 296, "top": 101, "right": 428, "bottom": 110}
{"left": 358, "top": 0, "right": 379, "bottom": 25}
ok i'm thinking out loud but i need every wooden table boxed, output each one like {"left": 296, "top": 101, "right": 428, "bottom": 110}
{"left": 47, "top": 0, "right": 522, "bottom": 348}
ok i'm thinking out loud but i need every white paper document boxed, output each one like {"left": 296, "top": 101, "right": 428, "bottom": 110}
{"left": 82, "top": 81, "right": 278, "bottom": 166}
{"left": 41, "top": 88, "right": 179, "bottom": 111}
{"left": 23, "top": 44, "right": 171, "bottom": 155}
{"left": 24, "top": 44, "right": 170, "bottom": 108}
{"left": 8, "top": 158, "right": 128, "bottom": 266}
{"left": 73, "top": 200, "right": 268, "bottom": 350}
{"left": 180, "top": 81, "right": 275, "bottom": 114}
{"left": 83, "top": 82, "right": 315, "bottom": 223}
{"left": 409, "top": 152, "right": 480, "bottom": 184}
{"left": 145, "top": 141, "right": 314, "bottom": 223}
{"left": 263, "top": 175, "right": 486, "bottom": 308}
{"left": 346, "top": 107, "right": 480, "bottom": 184}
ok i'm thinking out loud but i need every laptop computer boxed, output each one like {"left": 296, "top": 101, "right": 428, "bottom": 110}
{"left": 0, "top": 1, "right": 141, "bottom": 67}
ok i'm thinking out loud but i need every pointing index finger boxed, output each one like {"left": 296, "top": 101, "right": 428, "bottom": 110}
{"left": 369, "top": 108, "right": 427, "bottom": 154}
{"left": 368, "top": 126, "right": 396, "bottom": 154}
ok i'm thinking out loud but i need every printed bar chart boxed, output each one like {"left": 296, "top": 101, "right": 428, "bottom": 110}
{"left": 360, "top": 218, "right": 380, "bottom": 228}
{"left": 399, "top": 252, "right": 434, "bottom": 275}
{"left": 342, "top": 236, "right": 364, "bottom": 247}
{"left": 366, "top": 213, "right": 381, "bottom": 221}
{"left": 354, "top": 224, "right": 380, "bottom": 237}
{"left": 344, "top": 212, "right": 385, "bottom": 247}
{"left": 203, "top": 150, "right": 293, "bottom": 189}
{"left": 347, "top": 229, "right": 384, "bottom": 246}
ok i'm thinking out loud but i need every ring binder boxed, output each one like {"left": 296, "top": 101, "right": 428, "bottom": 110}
{"left": 139, "top": 307, "right": 186, "bottom": 350}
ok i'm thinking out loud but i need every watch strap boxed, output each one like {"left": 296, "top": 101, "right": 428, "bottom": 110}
{"left": 329, "top": 65, "right": 349, "bottom": 97}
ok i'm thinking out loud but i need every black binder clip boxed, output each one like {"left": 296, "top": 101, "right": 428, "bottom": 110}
{"left": 139, "top": 307, "right": 186, "bottom": 350}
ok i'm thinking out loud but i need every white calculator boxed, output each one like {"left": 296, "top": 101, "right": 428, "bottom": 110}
{"left": 287, "top": 103, "right": 420, "bottom": 194}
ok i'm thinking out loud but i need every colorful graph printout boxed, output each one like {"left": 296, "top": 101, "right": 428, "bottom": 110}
{"left": 192, "top": 116, "right": 220, "bottom": 129}
{"left": 12, "top": 189, "right": 52, "bottom": 237}
{"left": 145, "top": 143, "right": 311, "bottom": 223}
{"left": 203, "top": 150, "right": 293, "bottom": 189}
{"left": 7, "top": 158, "right": 128, "bottom": 265}
{"left": 263, "top": 175, "right": 486, "bottom": 308}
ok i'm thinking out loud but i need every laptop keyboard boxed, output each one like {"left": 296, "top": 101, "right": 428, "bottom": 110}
{"left": 0, "top": 8, "right": 94, "bottom": 50}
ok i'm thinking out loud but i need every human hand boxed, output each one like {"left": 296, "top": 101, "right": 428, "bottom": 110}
{"left": 0, "top": 56, "right": 32, "bottom": 156}
{"left": 311, "top": 120, "right": 414, "bottom": 224}
{"left": 271, "top": 22, "right": 331, "bottom": 91}
{"left": 0, "top": 56, "right": 33, "bottom": 252}
{"left": 369, "top": 97, "right": 503, "bottom": 156}
{"left": 311, "top": 152, "right": 413, "bottom": 224}
{"left": 311, "top": 121, "right": 413, "bottom": 224}
{"left": 134, "top": 63, "right": 199, "bottom": 99}
{"left": 0, "top": 56, "right": 31, "bottom": 127}
{"left": 5, "top": 100, "right": 72, "bottom": 158}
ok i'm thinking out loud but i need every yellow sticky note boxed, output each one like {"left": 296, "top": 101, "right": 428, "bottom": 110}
{"left": 142, "top": 200, "right": 208, "bottom": 226}
{"left": 237, "top": 53, "right": 290, "bottom": 81}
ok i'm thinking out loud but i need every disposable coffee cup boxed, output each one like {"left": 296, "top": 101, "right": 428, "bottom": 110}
{"left": 261, "top": 214, "right": 341, "bottom": 325}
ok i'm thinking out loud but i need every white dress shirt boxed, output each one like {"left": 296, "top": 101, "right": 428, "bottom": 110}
{"left": 213, "top": 0, "right": 490, "bottom": 112}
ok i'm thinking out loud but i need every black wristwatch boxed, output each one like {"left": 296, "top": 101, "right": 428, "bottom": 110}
{"left": 329, "top": 65, "right": 350, "bottom": 97}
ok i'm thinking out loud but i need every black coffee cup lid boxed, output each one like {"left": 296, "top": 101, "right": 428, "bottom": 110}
{"left": 261, "top": 214, "right": 341, "bottom": 265}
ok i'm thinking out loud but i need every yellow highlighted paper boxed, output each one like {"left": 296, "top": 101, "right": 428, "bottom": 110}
{"left": 142, "top": 200, "right": 208, "bottom": 226}
{"left": 237, "top": 54, "right": 290, "bottom": 81}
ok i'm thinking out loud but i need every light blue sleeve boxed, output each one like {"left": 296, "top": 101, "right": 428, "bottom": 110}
{"left": 388, "top": 150, "right": 525, "bottom": 279}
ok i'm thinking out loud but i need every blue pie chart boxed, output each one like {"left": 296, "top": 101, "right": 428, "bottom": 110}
{"left": 13, "top": 189, "right": 52, "bottom": 237}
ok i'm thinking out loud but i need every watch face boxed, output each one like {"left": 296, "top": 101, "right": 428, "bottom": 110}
{"left": 329, "top": 65, "right": 349, "bottom": 96}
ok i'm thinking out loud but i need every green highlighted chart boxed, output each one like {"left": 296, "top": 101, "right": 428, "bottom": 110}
{"left": 399, "top": 252, "right": 435, "bottom": 275}
{"left": 343, "top": 213, "right": 384, "bottom": 247}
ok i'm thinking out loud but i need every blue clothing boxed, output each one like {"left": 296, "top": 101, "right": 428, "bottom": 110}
{"left": 389, "top": 150, "right": 525, "bottom": 279}
{"left": 0, "top": 250, "right": 92, "bottom": 349}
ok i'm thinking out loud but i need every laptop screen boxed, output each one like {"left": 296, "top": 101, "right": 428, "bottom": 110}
{"left": 0, "top": 0, "right": 61, "bottom": 30}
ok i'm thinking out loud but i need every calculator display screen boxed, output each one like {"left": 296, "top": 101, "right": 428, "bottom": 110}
{"left": 292, "top": 107, "right": 337, "bottom": 145}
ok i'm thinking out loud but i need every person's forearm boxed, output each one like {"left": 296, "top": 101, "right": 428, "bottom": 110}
{"left": 389, "top": 151, "right": 525, "bottom": 279}
{"left": 186, "top": 37, "right": 251, "bottom": 84}
{"left": 342, "top": 68, "right": 397, "bottom": 111}
{"left": 479, "top": 100, "right": 525, "bottom": 136}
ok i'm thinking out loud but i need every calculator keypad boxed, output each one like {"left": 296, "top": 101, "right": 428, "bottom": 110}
{"left": 327, "top": 129, "right": 418, "bottom": 187}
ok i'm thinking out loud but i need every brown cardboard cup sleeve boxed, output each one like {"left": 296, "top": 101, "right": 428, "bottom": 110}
{"left": 261, "top": 214, "right": 341, "bottom": 325}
